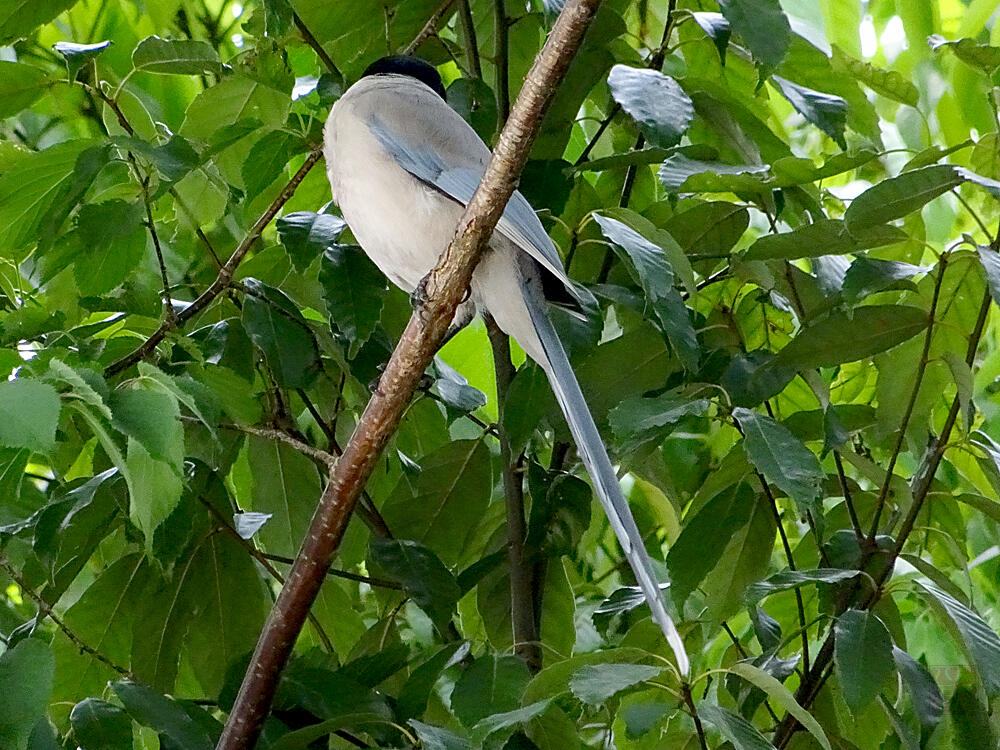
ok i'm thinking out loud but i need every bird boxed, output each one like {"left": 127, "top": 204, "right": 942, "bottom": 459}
{"left": 323, "top": 55, "right": 689, "bottom": 675}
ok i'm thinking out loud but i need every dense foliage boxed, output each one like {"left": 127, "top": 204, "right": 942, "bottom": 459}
{"left": 2, "top": 0, "right": 1000, "bottom": 747}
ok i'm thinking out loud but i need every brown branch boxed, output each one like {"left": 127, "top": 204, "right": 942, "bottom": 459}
{"left": 216, "top": 3, "right": 604, "bottom": 746}
{"left": 402, "top": 0, "right": 457, "bottom": 55}
{"left": 105, "top": 149, "right": 323, "bottom": 378}
{"left": 0, "top": 553, "right": 132, "bottom": 679}
{"left": 486, "top": 315, "right": 540, "bottom": 672}
{"left": 292, "top": 12, "right": 341, "bottom": 79}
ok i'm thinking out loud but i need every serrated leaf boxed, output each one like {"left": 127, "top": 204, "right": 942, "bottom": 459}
{"left": 734, "top": 407, "right": 823, "bottom": 512}
{"left": 659, "top": 153, "right": 771, "bottom": 192}
{"left": 717, "top": 0, "right": 790, "bottom": 76}
{"left": 891, "top": 647, "right": 943, "bottom": 733}
{"left": 111, "top": 681, "right": 215, "bottom": 750}
{"left": 569, "top": 663, "right": 662, "bottom": 705}
{"left": 277, "top": 211, "right": 346, "bottom": 269}
{"left": 773, "top": 76, "right": 847, "bottom": 148}
{"left": 451, "top": 655, "right": 530, "bottom": 728}
{"left": 607, "top": 65, "right": 693, "bottom": 148}
{"left": 744, "top": 568, "right": 861, "bottom": 604}
{"left": 370, "top": 538, "right": 461, "bottom": 632}
{"left": 0, "top": 639, "right": 53, "bottom": 748}
{"left": 699, "top": 704, "right": 776, "bottom": 750}
{"left": 243, "top": 131, "right": 303, "bottom": 199}
{"left": 0, "top": 378, "right": 60, "bottom": 452}
{"left": 132, "top": 36, "right": 226, "bottom": 75}
{"left": 830, "top": 45, "right": 919, "bottom": 107}
{"left": 915, "top": 579, "right": 1000, "bottom": 696}
{"left": 0, "top": 61, "right": 50, "bottom": 118}
{"left": 928, "top": 34, "right": 1000, "bottom": 72}
{"left": 241, "top": 279, "right": 320, "bottom": 389}
{"left": 319, "top": 245, "right": 386, "bottom": 358}
{"left": 593, "top": 214, "right": 698, "bottom": 369}
{"left": 773, "top": 305, "right": 928, "bottom": 370}
{"left": 834, "top": 609, "right": 895, "bottom": 714}
{"left": 110, "top": 386, "right": 182, "bottom": 471}
{"left": 744, "top": 220, "right": 906, "bottom": 260}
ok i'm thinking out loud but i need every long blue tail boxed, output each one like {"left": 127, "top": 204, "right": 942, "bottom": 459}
{"left": 520, "top": 278, "right": 690, "bottom": 676}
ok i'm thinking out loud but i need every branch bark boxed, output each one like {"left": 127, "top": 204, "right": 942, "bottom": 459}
{"left": 216, "top": 2, "right": 604, "bottom": 747}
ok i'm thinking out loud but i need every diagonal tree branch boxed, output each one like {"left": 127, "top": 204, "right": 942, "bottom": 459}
{"left": 105, "top": 149, "right": 323, "bottom": 378}
{"left": 216, "top": 2, "right": 605, "bottom": 746}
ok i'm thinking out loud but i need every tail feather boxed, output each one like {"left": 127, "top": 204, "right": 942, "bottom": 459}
{"left": 521, "top": 278, "right": 690, "bottom": 676}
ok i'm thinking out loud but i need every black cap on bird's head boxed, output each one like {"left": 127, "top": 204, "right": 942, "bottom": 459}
{"left": 361, "top": 55, "right": 446, "bottom": 99}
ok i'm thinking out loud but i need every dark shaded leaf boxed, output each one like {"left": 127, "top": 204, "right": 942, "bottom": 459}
{"left": 132, "top": 36, "right": 226, "bottom": 75}
{"left": 773, "top": 76, "right": 847, "bottom": 148}
{"left": 243, "top": 131, "right": 303, "bottom": 199}
{"left": 734, "top": 407, "right": 823, "bottom": 512}
{"left": 70, "top": 698, "right": 133, "bottom": 750}
{"left": 607, "top": 65, "right": 693, "bottom": 148}
{"left": 744, "top": 568, "right": 861, "bottom": 604}
{"left": 892, "top": 647, "right": 943, "bottom": 734}
{"left": 834, "top": 610, "right": 894, "bottom": 713}
{"left": 950, "top": 683, "right": 997, "bottom": 748}
{"left": 370, "top": 538, "right": 461, "bottom": 631}
{"left": 0, "top": 379, "right": 60, "bottom": 452}
{"left": 241, "top": 279, "right": 320, "bottom": 389}
{"left": 111, "top": 681, "right": 215, "bottom": 750}
{"left": 717, "top": 0, "right": 790, "bottom": 76}
{"left": 699, "top": 704, "right": 776, "bottom": 749}
{"left": 277, "top": 211, "right": 346, "bottom": 270}
{"left": 744, "top": 220, "right": 906, "bottom": 260}
{"left": 319, "top": 244, "right": 386, "bottom": 358}
{"left": 773, "top": 305, "right": 928, "bottom": 370}
{"left": 842, "top": 257, "right": 927, "bottom": 302}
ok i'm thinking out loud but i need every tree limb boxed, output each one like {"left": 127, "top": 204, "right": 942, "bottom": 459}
{"left": 216, "top": 2, "right": 604, "bottom": 746}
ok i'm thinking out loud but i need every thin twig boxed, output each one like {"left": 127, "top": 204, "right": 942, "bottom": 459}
{"left": 141, "top": 177, "right": 177, "bottom": 324}
{"left": 105, "top": 149, "right": 323, "bottom": 377}
{"left": 403, "top": 0, "right": 457, "bottom": 55}
{"left": 493, "top": 0, "right": 510, "bottom": 126}
{"left": 293, "top": 12, "right": 342, "bottom": 78}
{"left": 458, "top": 0, "right": 482, "bottom": 79}
{"left": 834, "top": 451, "right": 864, "bottom": 542}
{"left": 867, "top": 254, "right": 948, "bottom": 540}
{"left": 216, "top": 421, "right": 336, "bottom": 467}
{"left": 0, "top": 553, "right": 132, "bottom": 678}
{"left": 217, "top": 4, "right": 604, "bottom": 745}
{"left": 259, "top": 553, "right": 402, "bottom": 589}
{"left": 682, "top": 683, "right": 709, "bottom": 750}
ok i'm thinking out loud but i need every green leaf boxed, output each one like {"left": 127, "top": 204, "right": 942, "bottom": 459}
{"left": 833, "top": 609, "right": 895, "bottom": 714}
{"left": 915, "top": 579, "right": 1000, "bottom": 696}
{"left": 241, "top": 279, "right": 320, "bottom": 389}
{"left": 734, "top": 407, "right": 823, "bottom": 511}
{"left": 950, "top": 683, "right": 997, "bottom": 748}
{"left": 667, "top": 482, "right": 756, "bottom": 606}
{"left": 408, "top": 720, "right": 472, "bottom": 750}
{"left": 110, "top": 386, "right": 182, "bottom": 471}
{"left": 773, "top": 76, "right": 847, "bottom": 148}
{"left": 744, "top": 220, "right": 906, "bottom": 260}
{"left": 609, "top": 393, "right": 709, "bottom": 449}
{"left": 568, "top": 663, "right": 662, "bottom": 706}
{"left": 181, "top": 76, "right": 289, "bottom": 138}
{"left": 699, "top": 704, "right": 776, "bottom": 749}
{"left": 830, "top": 46, "right": 919, "bottom": 107}
{"left": 470, "top": 699, "right": 552, "bottom": 744}
{"left": 977, "top": 246, "right": 1000, "bottom": 309}
{"left": 243, "top": 131, "right": 303, "bottom": 199}
{"left": 891, "top": 647, "right": 943, "bottom": 734}
{"left": 381, "top": 440, "right": 492, "bottom": 566}
{"left": 398, "top": 643, "right": 470, "bottom": 720}
{"left": 451, "top": 655, "right": 531, "bottom": 728}
{"left": 928, "top": 34, "right": 1000, "bottom": 72}
{"left": 727, "top": 662, "right": 831, "bottom": 750}
{"left": 0, "top": 0, "right": 80, "bottom": 45}
{"left": 717, "top": 0, "right": 791, "bottom": 76}
{"left": 593, "top": 214, "right": 698, "bottom": 369}
{"left": 0, "top": 378, "right": 60, "bottom": 452}
{"left": 744, "top": 568, "right": 861, "bottom": 604}
{"left": 690, "top": 12, "right": 732, "bottom": 62}
{"left": 0, "top": 139, "right": 93, "bottom": 252}
{"left": 0, "top": 62, "right": 50, "bottom": 118}
{"left": 132, "top": 36, "right": 227, "bottom": 75}
{"left": 0, "top": 639, "right": 54, "bottom": 749}
{"left": 70, "top": 698, "right": 134, "bottom": 750}
{"left": 111, "top": 681, "right": 214, "bottom": 750}
{"left": 659, "top": 152, "right": 771, "bottom": 193}
{"left": 126, "top": 438, "right": 183, "bottom": 550}
{"left": 319, "top": 244, "right": 386, "bottom": 357}
{"left": 53, "top": 40, "right": 112, "bottom": 80}
{"left": 774, "top": 305, "right": 928, "bottom": 369}
{"left": 607, "top": 65, "right": 693, "bottom": 148}
{"left": 843, "top": 165, "right": 980, "bottom": 230}
{"left": 370, "top": 538, "right": 461, "bottom": 632}
{"left": 72, "top": 201, "right": 147, "bottom": 296}
{"left": 841, "top": 257, "right": 927, "bottom": 302}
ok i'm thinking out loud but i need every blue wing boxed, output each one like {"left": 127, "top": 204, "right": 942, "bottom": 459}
{"left": 369, "top": 115, "right": 589, "bottom": 306}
